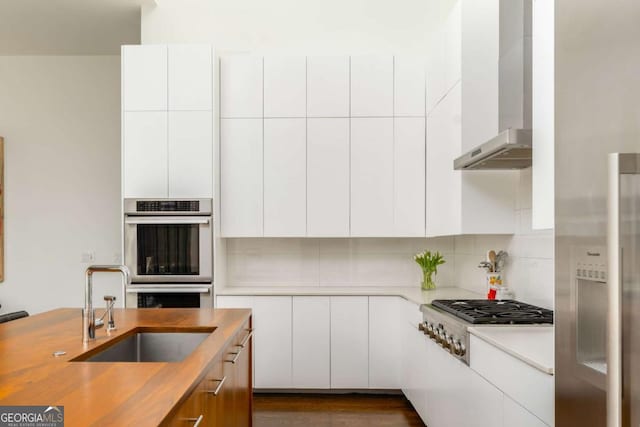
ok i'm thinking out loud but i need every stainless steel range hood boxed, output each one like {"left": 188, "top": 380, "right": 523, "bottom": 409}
{"left": 453, "top": 129, "right": 531, "bottom": 170}
{"left": 454, "top": 0, "right": 532, "bottom": 171}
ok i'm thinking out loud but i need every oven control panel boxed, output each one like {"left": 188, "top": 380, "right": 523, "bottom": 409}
{"left": 419, "top": 321, "right": 467, "bottom": 358}
{"left": 419, "top": 305, "right": 470, "bottom": 365}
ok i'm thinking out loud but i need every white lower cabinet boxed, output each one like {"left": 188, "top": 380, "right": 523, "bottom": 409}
{"left": 330, "top": 296, "right": 369, "bottom": 388}
{"left": 252, "top": 296, "right": 293, "bottom": 388}
{"left": 292, "top": 296, "right": 330, "bottom": 388}
{"left": 369, "top": 297, "right": 402, "bottom": 388}
{"left": 504, "top": 395, "right": 548, "bottom": 427}
{"left": 216, "top": 295, "right": 292, "bottom": 389}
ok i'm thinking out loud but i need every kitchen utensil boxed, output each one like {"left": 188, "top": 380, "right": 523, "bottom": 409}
{"left": 488, "top": 250, "right": 497, "bottom": 272}
{"left": 495, "top": 250, "right": 508, "bottom": 272}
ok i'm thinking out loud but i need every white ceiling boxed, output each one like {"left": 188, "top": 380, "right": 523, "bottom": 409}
{"left": 0, "top": 0, "right": 143, "bottom": 55}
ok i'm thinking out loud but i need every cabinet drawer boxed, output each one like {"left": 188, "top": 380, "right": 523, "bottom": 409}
{"left": 470, "top": 335, "right": 554, "bottom": 426}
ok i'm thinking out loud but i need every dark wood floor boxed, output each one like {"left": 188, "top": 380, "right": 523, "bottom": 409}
{"left": 253, "top": 393, "right": 426, "bottom": 427}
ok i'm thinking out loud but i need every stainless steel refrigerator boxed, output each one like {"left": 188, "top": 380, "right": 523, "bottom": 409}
{"left": 555, "top": 0, "right": 640, "bottom": 426}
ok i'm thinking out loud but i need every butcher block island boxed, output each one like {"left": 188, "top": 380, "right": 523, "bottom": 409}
{"left": 0, "top": 308, "right": 253, "bottom": 427}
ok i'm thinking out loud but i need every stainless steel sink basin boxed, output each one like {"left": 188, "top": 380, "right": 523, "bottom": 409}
{"left": 77, "top": 330, "right": 213, "bottom": 363}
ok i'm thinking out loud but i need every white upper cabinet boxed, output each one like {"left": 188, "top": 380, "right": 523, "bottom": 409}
{"left": 532, "top": 0, "right": 554, "bottom": 230}
{"left": 168, "top": 111, "right": 212, "bottom": 198}
{"left": 351, "top": 118, "right": 394, "bottom": 237}
{"left": 168, "top": 45, "right": 213, "bottom": 111}
{"left": 307, "top": 118, "right": 350, "bottom": 237}
{"left": 122, "top": 45, "right": 167, "bottom": 111}
{"left": 461, "top": 0, "right": 499, "bottom": 151}
{"left": 306, "top": 56, "right": 350, "bottom": 117}
{"left": 220, "top": 55, "right": 263, "bottom": 118}
{"left": 123, "top": 111, "right": 168, "bottom": 198}
{"left": 350, "top": 55, "right": 394, "bottom": 117}
{"left": 444, "top": 1, "right": 462, "bottom": 94}
{"left": 220, "top": 119, "right": 263, "bottom": 237}
{"left": 122, "top": 44, "right": 215, "bottom": 199}
{"left": 394, "top": 56, "right": 426, "bottom": 117}
{"left": 264, "top": 56, "right": 306, "bottom": 118}
{"left": 426, "top": 84, "right": 462, "bottom": 236}
{"left": 394, "top": 118, "right": 426, "bottom": 236}
{"left": 426, "top": 1, "right": 461, "bottom": 114}
{"left": 263, "top": 119, "right": 307, "bottom": 236}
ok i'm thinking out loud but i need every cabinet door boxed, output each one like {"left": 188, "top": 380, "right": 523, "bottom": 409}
{"left": 461, "top": 0, "right": 499, "bottom": 151}
{"left": 122, "top": 45, "right": 167, "bottom": 111}
{"left": 350, "top": 55, "right": 394, "bottom": 117}
{"left": 292, "top": 297, "right": 330, "bottom": 388}
{"left": 123, "top": 111, "right": 168, "bottom": 198}
{"left": 264, "top": 56, "right": 306, "bottom": 118}
{"left": 220, "top": 119, "right": 263, "bottom": 237}
{"left": 504, "top": 395, "right": 548, "bottom": 427}
{"left": 444, "top": 0, "right": 462, "bottom": 94}
{"left": 425, "top": 338, "right": 503, "bottom": 427}
{"left": 204, "top": 355, "right": 226, "bottom": 427}
{"left": 369, "top": 297, "right": 402, "bottom": 388}
{"left": 330, "top": 296, "right": 368, "bottom": 388}
{"left": 394, "top": 56, "right": 426, "bottom": 117}
{"left": 425, "top": 83, "right": 462, "bottom": 237}
{"left": 232, "top": 331, "right": 252, "bottom": 427}
{"left": 168, "top": 44, "right": 213, "bottom": 111}
{"left": 351, "top": 118, "right": 394, "bottom": 237}
{"left": 307, "top": 56, "right": 350, "bottom": 117}
{"left": 307, "top": 118, "right": 350, "bottom": 237}
{"left": 531, "top": 0, "right": 554, "bottom": 230}
{"left": 263, "top": 118, "right": 306, "bottom": 237}
{"left": 252, "top": 296, "right": 292, "bottom": 388}
{"left": 168, "top": 111, "right": 213, "bottom": 198}
{"left": 220, "top": 56, "right": 263, "bottom": 118}
{"left": 394, "top": 118, "right": 426, "bottom": 236}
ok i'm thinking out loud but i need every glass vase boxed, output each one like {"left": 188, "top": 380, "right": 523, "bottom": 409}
{"left": 421, "top": 271, "right": 436, "bottom": 290}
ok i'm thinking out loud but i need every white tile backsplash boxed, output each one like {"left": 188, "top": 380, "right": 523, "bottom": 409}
{"left": 224, "top": 169, "right": 554, "bottom": 308}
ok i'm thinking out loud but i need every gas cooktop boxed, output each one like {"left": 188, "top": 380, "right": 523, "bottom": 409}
{"left": 431, "top": 299, "right": 554, "bottom": 325}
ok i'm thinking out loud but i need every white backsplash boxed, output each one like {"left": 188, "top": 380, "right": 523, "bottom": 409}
{"left": 224, "top": 169, "right": 554, "bottom": 309}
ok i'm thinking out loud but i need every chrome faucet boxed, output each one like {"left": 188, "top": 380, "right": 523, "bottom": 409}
{"left": 83, "top": 265, "right": 131, "bottom": 343}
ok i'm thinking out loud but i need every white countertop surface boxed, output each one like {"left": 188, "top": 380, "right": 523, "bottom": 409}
{"left": 468, "top": 326, "right": 555, "bottom": 375}
{"left": 216, "top": 285, "right": 481, "bottom": 305}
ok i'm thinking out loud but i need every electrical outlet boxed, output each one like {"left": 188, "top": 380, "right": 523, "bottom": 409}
{"left": 81, "top": 251, "right": 95, "bottom": 263}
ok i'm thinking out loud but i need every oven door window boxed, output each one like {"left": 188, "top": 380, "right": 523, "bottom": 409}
{"left": 137, "top": 224, "right": 199, "bottom": 275}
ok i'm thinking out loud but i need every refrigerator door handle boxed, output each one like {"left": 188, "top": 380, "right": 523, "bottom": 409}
{"left": 607, "top": 153, "right": 640, "bottom": 427}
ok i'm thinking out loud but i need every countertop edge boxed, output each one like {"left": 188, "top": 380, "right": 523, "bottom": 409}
{"left": 215, "top": 286, "right": 482, "bottom": 306}
{"left": 468, "top": 327, "right": 554, "bottom": 375}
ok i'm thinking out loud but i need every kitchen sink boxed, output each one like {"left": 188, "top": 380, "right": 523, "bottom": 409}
{"left": 74, "top": 329, "right": 214, "bottom": 363}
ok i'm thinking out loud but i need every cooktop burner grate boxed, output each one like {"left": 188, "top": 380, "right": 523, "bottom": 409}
{"left": 431, "top": 299, "right": 554, "bottom": 325}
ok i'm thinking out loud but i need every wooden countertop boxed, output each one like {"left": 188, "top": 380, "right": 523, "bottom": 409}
{"left": 0, "top": 308, "right": 251, "bottom": 426}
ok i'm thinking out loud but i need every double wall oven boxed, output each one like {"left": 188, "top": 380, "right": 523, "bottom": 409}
{"left": 124, "top": 199, "right": 213, "bottom": 308}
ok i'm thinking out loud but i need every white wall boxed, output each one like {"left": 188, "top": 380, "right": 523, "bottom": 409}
{"left": 224, "top": 168, "right": 554, "bottom": 309}
{"left": 141, "top": 0, "right": 437, "bottom": 54}
{"left": 0, "top": 56, "right": 123, "bottom": 315}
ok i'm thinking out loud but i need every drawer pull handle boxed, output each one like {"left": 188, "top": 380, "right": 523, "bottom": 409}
{"left": 184, "top": 415, "right": 204, "bottom": 427}
{"left": 227, "top": 351, "right": 241, "bottom": 364}
{"left": 238, "top": 330, "right": 253, "bottom": 348}
{"left": 206, "top": 376, "right": 227, "bottom": 396}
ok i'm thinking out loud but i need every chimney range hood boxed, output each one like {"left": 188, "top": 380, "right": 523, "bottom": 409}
{"left": 454, "top": 1, "right": 532, "bottom": 171}
{"left": 453, "top": 129, "right": 531, "bottom": 170}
